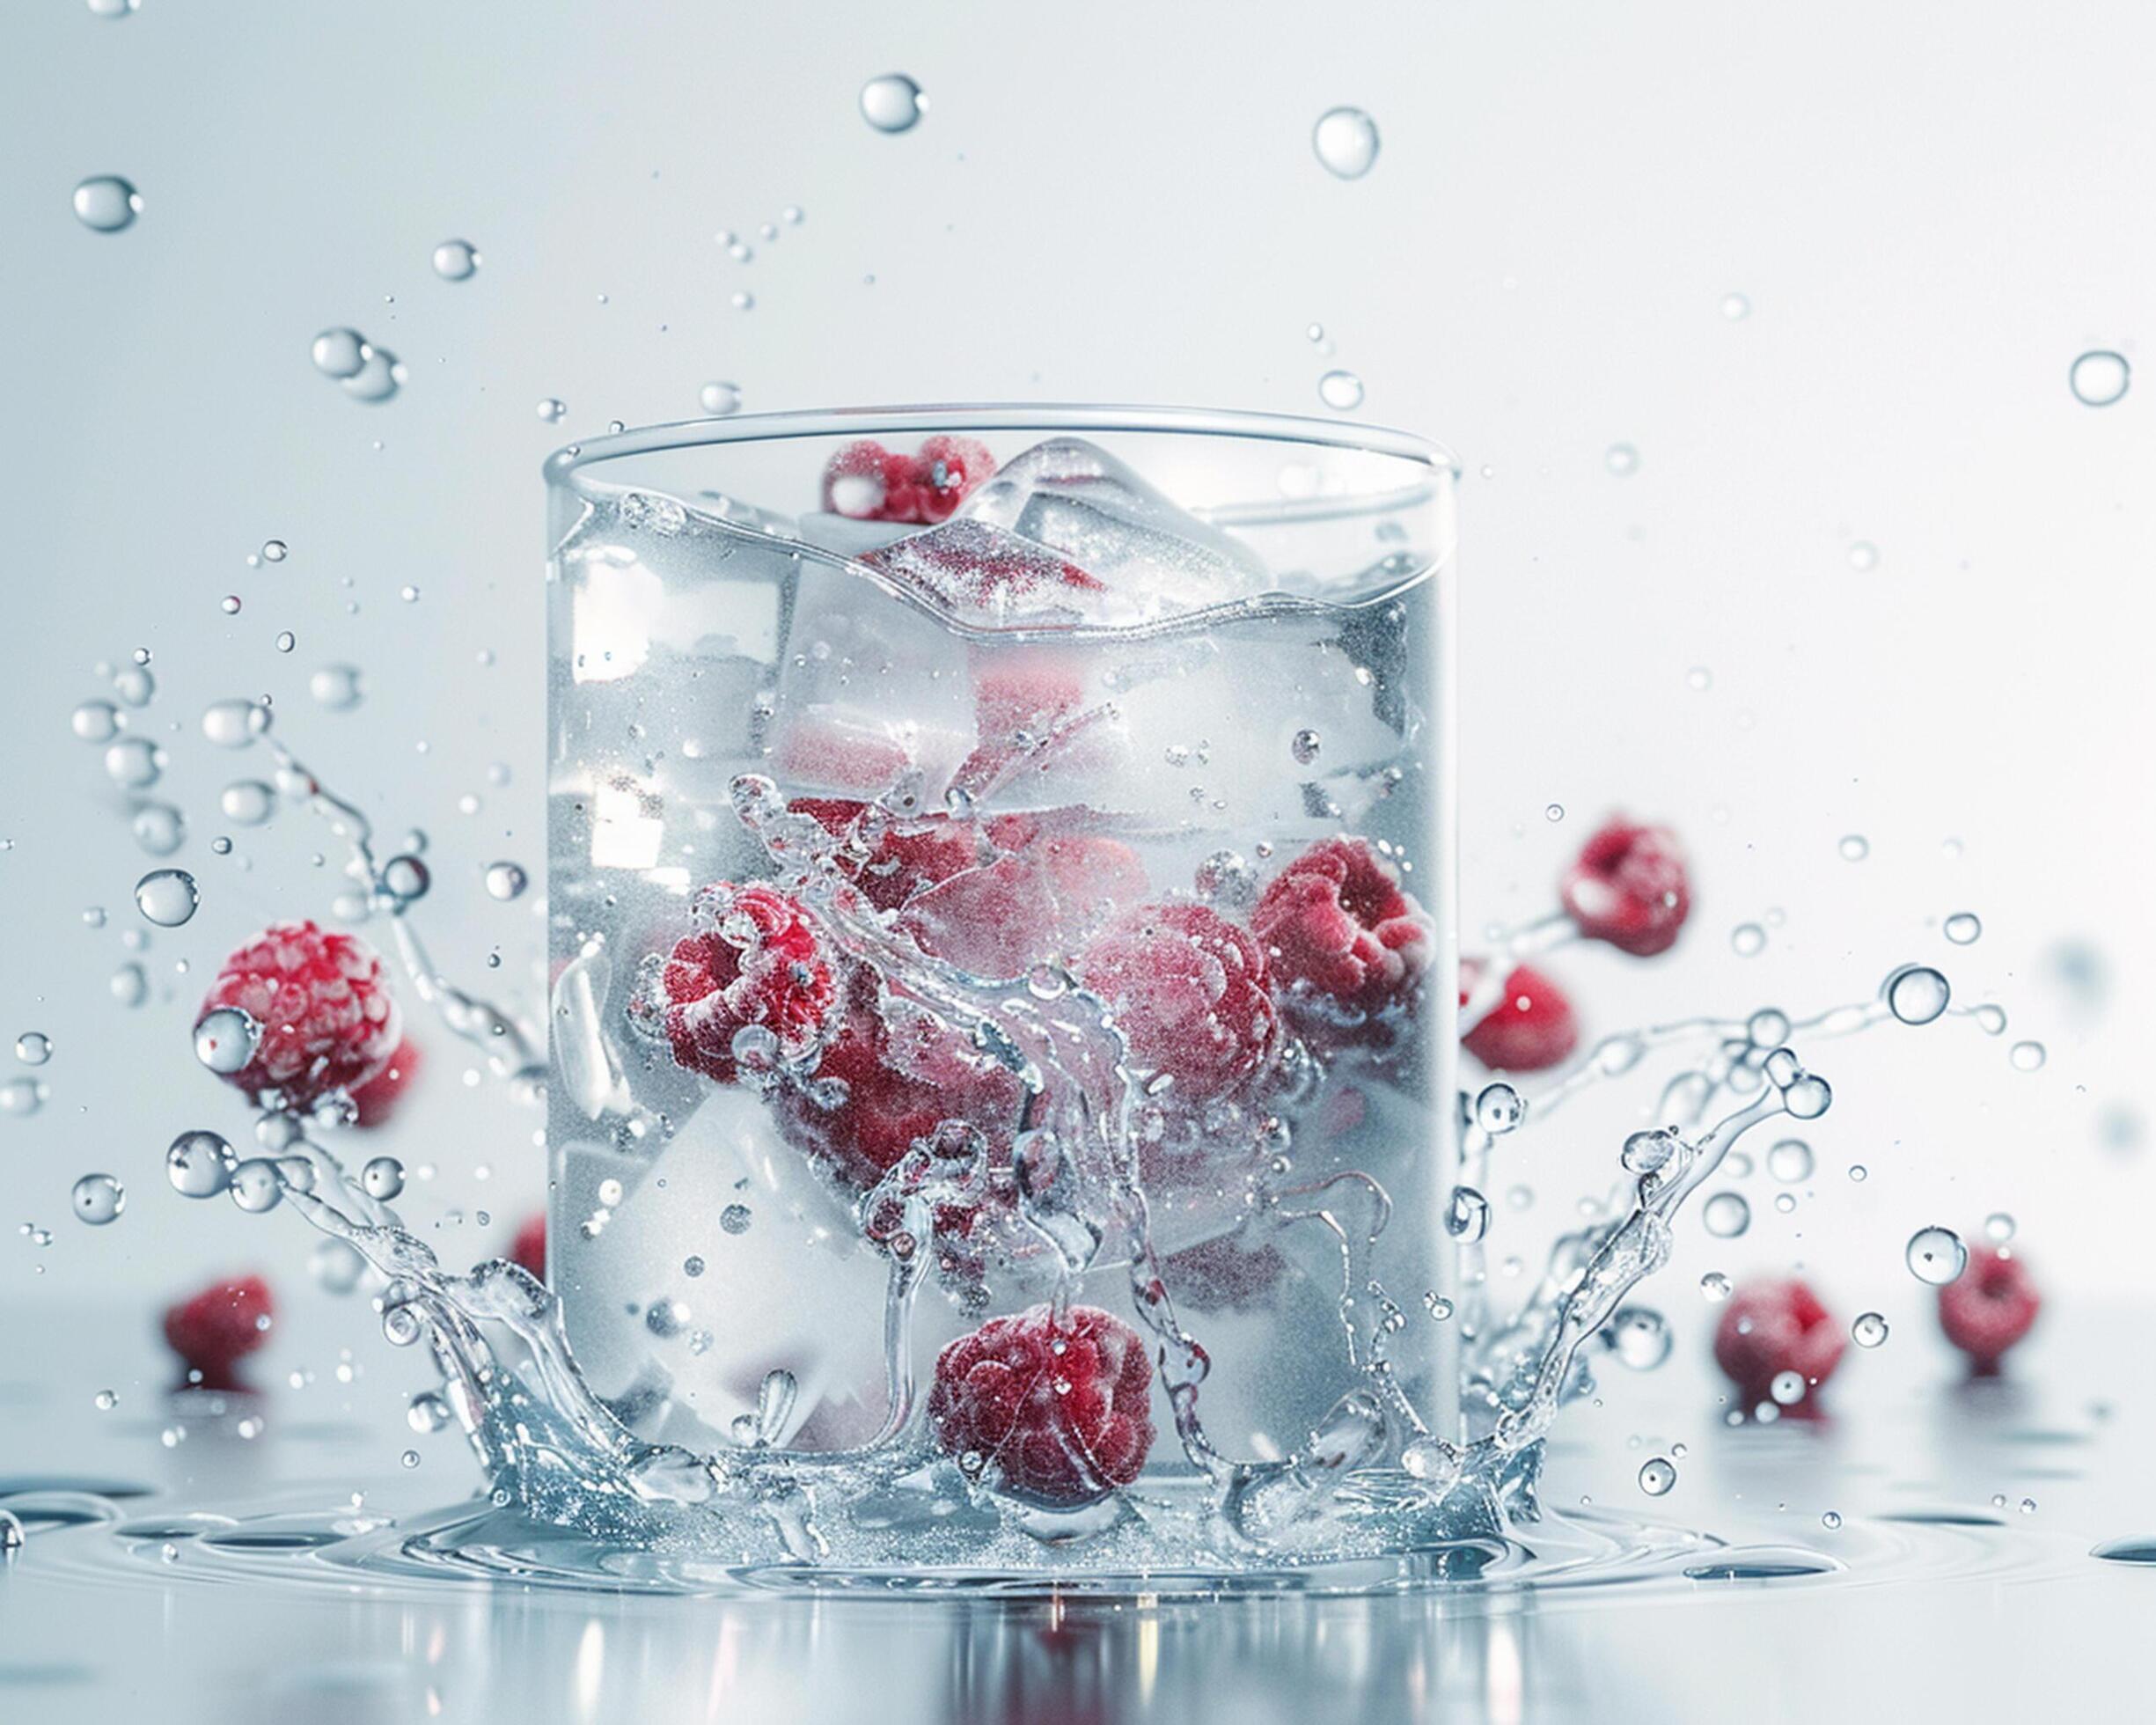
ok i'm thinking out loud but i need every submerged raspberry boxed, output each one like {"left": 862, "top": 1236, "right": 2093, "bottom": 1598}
{"left": 162, "top": 1274, "right": 274, "bottom": 1390}
{"left": 928, "top": 1303, "right": 1155, "bottom": 1506}
{"left": 1460, "top": 962, "right": 1579, "bottom": 1072}
{"left": 1561, "top": 817, "right": 1691, "bottom": 957}
{"left": 196, "top": 921, "right": 401, "bottom": 1112}
{"left": 1712, "top": 1278, "right": 1845, "bottom": 1415}
{"left": 351, "top": 1037, "right": 423, "bottom": 1127}
{"left": 1252, "top": 837, "right": 1432, "bottom": 1030}
{"left": 507, "top": 1213, "right": 546, "bottom": 1281}
{"left": 1937, "top": 1244, "right": 2041, "bottom": 1374}
{"left": 659, "top": 883, "right": 838, "bottom": 1084}
{"left": 1162, "top": 1229, "right": 1292, "bottom": 1313}
{"left": 789, "top": 798, "right": 985, "bottom": 914}
{"left": 912, "top": 434, "right": 997, "bottom": 524}
{"left": 1079, "top": 902, "right": 1280, "bottom": 1105}
{"left": 820, "top": 435, "right": 996, "bottom": 525}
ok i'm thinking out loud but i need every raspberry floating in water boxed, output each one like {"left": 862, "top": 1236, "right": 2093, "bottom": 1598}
{"left": 928, "top": 1303, "right": 1154, "bottom": 1506}
{"left": 350, "top": 1037, "right": 423, "bottom": 1127}
{"left": 1936, "top": 1243, "right": 2041, "bottom": 1375}
{"left": 1712, "top": 1278, "right": 1846, "bottom": 1416}
{"left": 655, "top": 883, "right": 838, "bottom": 1084}
{"left": 1560, "top": 817, "right": 1691, "bottom": 957}
{"left": 1079, "top": 902, "right": 1280, "bottom": 1105}
{"left": 899, "top": 812, "right": 1147, "bottom": 977}
{"left": 1460, "top": 961, "right": 1579, "bottom": 1072}
{"left": 194, "top": 921, "right": 402, "bottom": 1113}
{"left": 1252, "top": 837, "right": 1433, "bottom": 1033}
{"left": 162, "top": 1274, "right": 275, "bottom": 1390}
{"left": 788, "top": 799, "right": 985, "bottom": 914}
{"left": 506, "top": 1213, "right": 546, "bottom": 1281}
{"left": 820, "top": 435, "right": 995, "bottom": 525}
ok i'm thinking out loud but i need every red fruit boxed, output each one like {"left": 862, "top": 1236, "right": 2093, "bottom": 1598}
{"left": 820, "top": 438, "right": 906, "bottom": 520}
{"left": 350, "top": 1038, "right": 422, "bottom": 1127}
{"left": 819, "top": 436, "right": 995, "bottom": 525}
{"left": 772, "top": 711, "right": 916, "bottom": 795}
{"left": 1079, "top": 903, "right": 1280, "bottom": 1105}
{"left": 1937, "top": 1244, "right": 2041, "bottom": 1374}
{"left": 913, "top": 434, "right": 996, "bottom": 524}
{"left": 789, "top": 798, "right": 985, "bottom": 914}
{"left": 507, "top": 1213, "right": 546, "bottom": 1281}
{"left": 1561, "top": 818, "right": 1690, "bottom": 957}
{"left": 928, "top": 1303, "right": 1155, "bottom": 1506}
{"left": 659, "top": 883, "right": 838, "bottom": 1084}
{"left": 162, "top": 1274, "right": 275, "bottom": 1390}
{"left": 1712, "top": 1278, "right": 1845, "bottom": 1415}
{"left": 1251, "top": 838, "right": 1433, "bottom": 1030}
{"left": 901, "top": 816, "right": 1147, "bottom": 977}
{"left": 1162, "top": 1230, "right": 1291, "bottom": 1313}
{"left": 196, "top": 921, "right": 402, "bottom": 1112}
{"left": 1460, "top": 963, "right": 1579, "bottom": 1072}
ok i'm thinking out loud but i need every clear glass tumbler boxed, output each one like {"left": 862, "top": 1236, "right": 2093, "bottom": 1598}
{"left": 545, "top": 407, "right": 1457, "bottom": 1527}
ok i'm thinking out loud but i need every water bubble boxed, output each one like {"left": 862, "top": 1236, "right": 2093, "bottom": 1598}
{"left": 1766, "top": 1138, "right": 1814, "bottom": 1183}
{"left": 483, "top": 862, "right": 528, "bottom": 901}
{"left": 1544, "top": 803, "right": 1565, "bottom": 823}
{"left": 192, "top": 1007, "right": 259, "bottom": 1075}
{"left": 104, "top": 737, "right": 162, "bottom": 788}
{"left": 1885, "top": 964, "right": 1951, "bottom": 1026}
{"left": 110, "top": 962, "right": 147, "bottom": 1007}
{"left": 1822, "top": 1510, "right": 1843, "bottom": 1530}
{"left": 1976, "top": 1211, "right": 2014, "bottom": 1245}
{"left": 1622, "top": 1129, "right": 1676, "bottom": 1176}
{"left": 381, "top": 855, "right": 430, "bottom": 904}
{"left": 645, "top": 1298, "right": 687, "bottom": 1339}
{"left": 94, "top": 1390, "right": 119, "bottom": 1412}
{"left": 0, "top": 1079, "right": 46, "bottom": 1118}
{"left": 73, "top": 174, "right": 142, "bottom": 232}
{"left": 1848, "top": 540, "right": 1880, "bottom": 572}
{"left": 341, "top": 344, "right": 405, "bottom": 403}
{"left": 71, "top": 700, "right": 121, "bottom": 743}
{"left": 132, "top": 803, "right": 185, "bottom": 856}
{"left": 1192, "top": 849, "right": 1257, "bottom": 908}
{"left": 218, "top": 781, "right": 275, "bottom": 826}
{"left": 536, "top": 398, "right": 568, "bottom": 423}
{"left": 1720, "top": 292, "right": 1752, "bottom": 321}
{"left": 1700, "top": 1272, "right": 1732, "bottom": 1303}
{"left": 201, "top": 698, "right": 268, "bottom": 748}
{"left": 1847, "top": 1163, "right": 1868, "bottom": 1183}
{"left": 721, "top": 1203, "right": 753, "bottom": 1235}
{"left": 699, "top": 381, "right": 742, "bottom": 416}
{"left": 360, "top": 1156, "right": 406, "bottom": 1201}
{"left": 14, "top": 1033, "right": 51, "bottom": 1067}
{"left": 2070, "top": 349, "right": 2130, "bottom": 407}
{"left": 859, "top": 73, "right": 925, "bottom": 133}
{"left": 1839, "top": 833, "right": 1869, "bottom": 862}
{"left": 113, "top": 664, "right": 154, "bottom": 706}
{"left": 71, "top": 1173, "right": 125, "bottom": 1225}
{"left": 1317, "top": 370, "right": 1364, "bottom": 412}
{"left": 1941, "top": 911, "right": 1982, "bottom": 946}
{"left": 311, "top": 1237, "right": 367, "bottom": 1294}
{"left": 407, "top": 1391, "right": 453, "bottom": 1434}
{"left": 1474, "top": 1083, "right": 1526, "bottom": 1136}
{"left": 1702, "top": 1191, "right": 1751, "bottom": 1238}
{"left": 1602, "top": 1307, "right": 1672, "bottom": 1370}
{"left": 2009, "top": 1039, "right": 2047, "bottom": 1072}
{"left": 1311, "top": 106, "right": 1381, "bottom": 179}
{"left": 683, "top": 1255, "right": 706, "bottom": 1278}
{"left": 1604, "top": 442, "right": 1640, "bottom": 476}
{"left": 1770, "top": 1369, "right": 1808, "bottom": 1406}
{"left": 1730, "top": 922, "right": 1766, "bottom": 957}
{"left": 430, "top": 239, "right": 480, "bottom": 281}
{"left": 311, "top": 328, "right": 368, "bottom": 378}
{"left": 401, "top": 1450, "right": 422, "bottom": 1470}
{"left": 0, "top": 1512, "right": 21, "bottom": 1557}
{"left": 1906, "top": 1225, "right": 1968, "bottom": 1285}
{"left": 134, "top": 868, "right": 198, "bottom": 926}
{"left": 309, "top": 664, "right": 364, "bottom": 710}
{"left": 228, "top": 1158, "right": 284, "bottom": 1214}
{"left": 220, "top": 595, "right": 241, "bottom": 615}
{"left": 274, "top": 630, "right": 297, "bottom": 654}
{"left": 1445, "top": 1185, "right": 1490, "bottom": 1243}
{"left": 1290, "top": 728, "right": 1323, "bottom": 766}
{"left": 1638, "top": 1457, "right": 1677, "bottom": 1496}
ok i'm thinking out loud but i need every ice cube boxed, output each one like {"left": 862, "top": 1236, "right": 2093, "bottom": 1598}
{"left": 860, "top": 517, "right": 1110, "bottom": 628}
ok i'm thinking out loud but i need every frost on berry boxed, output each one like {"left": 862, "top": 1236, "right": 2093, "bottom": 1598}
{"left": 1078, "top": 902, "right": 1280, "bottom": 1106}
{"left": 1252, "top": 837, "right": 1432, "bottom": 1037}
{"left": 819, "top": 435, "right": 996, "bottom": 525}
{"left": 1561, "top": 817, "right": 1691, "bottom": 957}
{"left": 195, "top": 921, "right": 401, "bottom": 1113}
{"left": 638, "top": 882, "right": 838, "bottom": 1085}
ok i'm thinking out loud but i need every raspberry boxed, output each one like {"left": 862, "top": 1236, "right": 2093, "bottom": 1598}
{"left": 900, "top": 815, "right": 1147, "bottom": 978}
{"left": 1251, "top": 838, "right": 1433, "bottom": 1030}
{"left": 1937, "top": 1244, "right": 2041, "bottom": 1374}
{"left": 162, "top": 1274, "right": 274, "bottom": 1390}
{"left": 1162, "top": 1229, "right": 1291, "bottom": 1312}
{"left": 1712, "top": 1278, "right": 1845, "bottom": 1415}
{"left": 1460, "top": 962, "right": 1579, "bottom": 1072}
{"left": 1561, "top": 818, "right": 1690, "bottom": 957}
{"left": 507, "top": 1213, "right": 546, "bottom": 1281}
{"left": 657, "top": 883, "right": 838, "bottom": 1084}
{"left": 913, "top": 434, "right": 997, "bottom": 523}
{"left": 1079, "top": 903, "right": 1280, "bottom": 1105}
{"left": 820, "top": 438, "right": 906, "bottom": 521}
{"left": 196, "top": 921, "right": 402, "bottom": 1112}
{"left": 350, "top": 1037, "right": 422, "bottom": 1127}
{"left": 820, "top": 435, "right": 995, "bottom": 525}
{"left": 772, "top": 710, "right": 917, "bottom": 795}
{"left": 789, "top": 798, "right": 985, "bottom": 914}
{"left": 928, "top": 1303, "right": 1155, "bottom": 1505}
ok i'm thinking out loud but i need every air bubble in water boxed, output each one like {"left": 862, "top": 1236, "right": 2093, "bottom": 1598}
{"left": 71, "top": 700, "right": 121, "bottom": 743}
{"left": 73, "top": 174, "right": 142, "bottom": 232}
{"left": 192, "top": 1007, "right": 258, "bottom": 1075}
{"left": 361, "top": 1156, "right": 406, "bottom": 1200}
{"left": 1766, "top": 1138, "right": 1813, "bottom": 1183}
{"left": 135, "top": 868, "right": 198, "bottom": 927}
{"left": 2070, "top": 349, "right": 2130, "bottom": 407}
{"left": 105, "top": 738, "right": 161, "bottom": 788}
{"left": 699, "top": 381, "right": 741, "bottom": 416}
{"left": 483, "top": 862, "right": 527, "bottom": 901}
{"left": 201, "top": 698, "right": 268, "bottom": 747}
{"left": 859, "top": 73, "right": 924, "bottom": 133}
{"left": 1604, "top": 442, "right": 1639, "bottom": 476}
{"left": 721, "top": 1203, "right": 753, "bottom": 1235}
{"left": 132, "top": 803, "right": 185, "bottom": 856}
{"left": 341, "top": 345, "right": 404, "bottom": 403}
{"left": 71, "top": 1174, "right": 125, "bottom": 1225}
{"left": 1770, "top": 1369, "right": 1808, "bottom": 1406}
{"left": 536, "top": 398, "right": 567, "bottom": 423}
{"left": 1193, "top": 849, "right": 1257, "bottom": 907}
{"left": 1702, "top": 1191, "right": 1750, "bottom": 1238}
{"left": 2009, "top": 1039, "right": 2047, "bottom": 1071}
{"left": 431, "top": 239, "right": 480, "bottom": 281}
{"left": 1638, "top": 1457, "right": 1676, "bottom": 1496}
{"left": 1311, "top": 106, "right": 1380, "bottom": 179}
{"left": 1317, "top": 371, "right": 1363, "bottom": 412}
{"left": 15, "top": 1033, "right": 51, "bottom": 1067}
{"left": 1290, "top": 728, "right": 1322, "bottom": 765}
{"left": 1906, "top": 1225, "right": 1968, "bottom": 1285}
{"left": 219, "top": 781, "right": 275, "bottom": 826}
{"left": 310, "top": 664, "right": 364, "bottom": 710}
{"left": 311, "top": 328, "right": 367, "bottom": 378}
{"left": 1885, "top": 964, "right": 1951, "bottom": 1026}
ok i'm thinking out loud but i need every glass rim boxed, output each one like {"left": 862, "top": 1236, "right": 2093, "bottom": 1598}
{"left": 543, "top": 401, "right": 1461, "bottom": 494}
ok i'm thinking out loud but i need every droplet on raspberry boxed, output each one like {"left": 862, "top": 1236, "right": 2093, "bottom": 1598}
{"left": 648, "top": 883, "right": 837, "bottom": 1084}
{"left": 1712, "top": 1278, "right": 1844, "bottom": 1415}
{"left": 194, "top": 921, "right": 402, "bottom": 1112}
{"left": 1251, "top": 837, "right": 1432, "bottom": 1034}
{"left": 1079, "top": 902, "right": 1280, "bottom": 1105}
{"left": 1561, "top": 817, "right": 1691, "bottom": 957}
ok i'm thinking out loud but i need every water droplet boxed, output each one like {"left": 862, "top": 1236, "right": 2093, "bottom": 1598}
{"left": 1848, "top": 540, "right": 1880, "bottom": 572}
{"left": 0, "top": 1078, "right": 46, "bottom": 1117}
{"left": 1906, "top": 1225, "right": 1968, "bottom": 1285}
{"left": 341, "top": 344, "right": 404, "bottom": 403}
{"left": 312, "top": 1237, "right": 367, "bottom": 1294}
{"left": 273, "top": 629, "right": 296, "bottom": 655}
{"left": 1317, "top": 370, "right": 1364, "bottom": 412}
{"left": 134, "top": 868, "right": 198, "bottom": 927}
{"left": 1702, "top": 1191, "right": 1751, "bottom": 1238}
{"left": 228, "top": 1158, "right": 284, "bottom": 1214}
{"left": 71, "top": 1173, "right": 125, "bottom": 1225}
{"left": 1290, "top": 728, "right": 1323, "bottom": 766}
{"left": 104, "top": 737, "right": 162, "bottom": 789}
{"left": 1604, "top": 442, "right": 1639, "bottom": 476}
{"left": 1821, "top": 1510, "right": 1843, "bottom": 1530}
{"left": 1943, "top": 911, "right": 1982, "bottom": 945}
{"left": 1770, "top": 1369, "right": 1808, "bottom": 1406}
{"left": 1602, "top": 1307, "right": 1672, "bottom": 1369}
{"left": 721, "top": 1203, "right": 753, "bottom": 1235}
{"left": 71, "top": 700, "right": 121, "bottom": 743}
{"left": 698, "top": 381, "right": 741, "bottom": 416}
{"left": 483, "top": 861, "right": 528, "bottom": 902}
{"left": 88, "top": 0, "right": 140, "bottom": 17}
{"left": 218, "top": 781, "right": 275, "bottom": 826}
{"left": 1839, "top": 833, "right": 1869, "bottom": 861}
{"left": 361, "top": 1156, "right": 406, "bottom": 1200}
{"left": 1544, "top": 802, "right": 1565, "bottom": 823}
{"left": 15, "top": 1033, "right": 51, "bottom": 1067}
{"left": 859, "top": 73, "right": 925, "bottom": 133}
{"left": 0, "top": 1512, "right": 22, "bottom": 1557}
{"left": 192, "top": 1006, "right": 259, "bottom": 1075}
{"left": 1623, "top": 1129, "right": 1676, "bottom": 1175}
{"left": 407, "top": 1391, "right": 453, "bottom": 1433}
{"left": 380, "top": 854, "right": 429, "bottom": 905}
{"left": 113, "top": 664, "right": 154, "bottom": 706}
{"left": 311, "top": 328, "right": 367, "bottom": 379}
{"left": 1445, "top": 1186, "right": 1490, "bottom": 1243}
{"left": 109, "top": 962, "right": 147, "bottom": 1007}
{"left": 401, "top": 1450, "right": 422, "bottom": 1470}
{"left": 2009, "top": 1039, "right": 2047, "bottom": 1072}
{"left": 2070, "top": 349, "right": 2130, "bottom": 407}
{"left": 1730, "top": 921, "right": 1766, "bottom": 957}
{"left": 132, "top": 802, "right": 185, "bottom": 855}
{"left": 1765, "top": 1139, "right": 1814, "bottom": 1184}
{"left": 1638, "top": 1457, "right": 1676, "bottom": 1496}
{"left": 683, "top": 1255, "right": 706, "bottom": 1278}
{"left": 1720, "top": 292, "right": 1751, "bottom": 321}
{"left": 201, "top": 698, "right": 268, "bottom": 748}
{"left": 430, "top": 239, "right": 480, "bottom": 281}
{"left": 72, "top": 174, "right": 142, "bottom": 232}
{"left": 1700, "top": 1272, "right": 1732, "bottom": 1302}
{"left": 1885, "top": 964, "right": 1951, "bottom": 1026}
{"left": 1474, "top": 1083, "right": 1526, "bottom": 1136}
{"left": 536, "top": 398, "right": 567, "bottom": 423}
{"left": 1311, "top": 106, "right": 1380, "bottom": 179}
{"left": 94, "top": 1390, "right": 118, "bottom": 1411}
{"left": 306, "top": 663, "right": 364, "bottom": 712}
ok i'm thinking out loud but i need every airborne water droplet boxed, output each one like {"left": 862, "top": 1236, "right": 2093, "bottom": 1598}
{"left": 859, "top": 73, "right": 925, "bottom": 133}
{"left": 431, "top": 239, "right": 480, "bottom": 281}
{"left": 73, "top": 174, "right": 142, "bottom": 232}
{"left": 310, "top": 664, "right": 364, "bottom": 710}
{"left": 1885, "top": 964, "right": 1951, "bottom": 1026}
{"left": 71, "top": 1173, "right": 125, "bottom": 1225}
{"left": 1604, "top": 442, "right": 1639, "bottom": 476}
{"left": 483, "top": 862, "right": 528, "bottom": 901}
{"left": 1311, "top": 106, "right": 1380, "bottom": 179}
{"left": 1317, "top": 371, "right": 1364, "bottom": 412}
{"left": 699, "top": 381, "right": 742, "bottom": 416}
{"left": 192, "top": 1007, "right": 258, "bottom": 1075}
{"left": 1701, "top": 1191, "right": 1750, "bottom": 1238}
{"left": 2069, "top": 349, "right": 2130, "bottom": 407}
{"left": 134, "top": 868, "right": 198, "bottom": 927}
{"left": 1905, "top": 1226, "right": 1968, "bottom": 1286}
{"left": 2009, "top": 1039, "right": 2047, "bottom": 1072}
{"left": 15, "top": 1033, "right": 52, "bottom": 1067}
{"left": 1944, "top": 912, "right": 1982, "bottom": 945}
{"left": 1638, "top": 1457, "right": 1676, "bottom": 1496}
{"left": 312, "top": 328, "right": 367, "bottom": 379}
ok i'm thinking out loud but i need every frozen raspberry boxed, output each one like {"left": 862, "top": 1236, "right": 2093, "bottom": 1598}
{"left": 162, "top": 1274, "right": 274, "bottom": 1390}
{"left": 1079, "top": 903, "right": 1280, "bottom": 1105}
{"left": 928, "top": 1303, "right": 1155, "bottom": 1506}
{"left": 901, "top": 815, "right": 1146, "bottom": 977}
{"left": 506, "top": 1213, "right": 546, "bottom": 1281}
{"left": 1561, "top": 818, "right": 1690, "bottom": 957}
{"left": 350, "top": 1038, "right": 423, "bottom": 1127}
{"left": 820, "top": 438, "right": 906, "bottom": 520}
{"left": 820, "top": 435, "right": 995, "bottom": 525}
{"left": 1937, "top": 1244, "right": 2041, "bottom": 1375}
{"left": 658, "top": 883, "right": 838, "bottom": 1084}
{"left": 1712, "top": 1278, "right": 1845, "bottom": 1416}
{"left": 1460, "top": 962, "right": 1579, "bottom": 1072}
{"left": 789, "top": 798, "right": 985, "bottom": 914}
{"left": 913, "top": 434, "right": 997, "bottom": 523}
{"left": 1252, "top": 838, "right": 1433, "bottom": 1031}
{"left": 196, "top": 921, "right": 402, "bottom": 1112}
